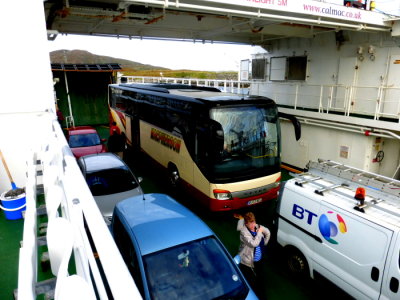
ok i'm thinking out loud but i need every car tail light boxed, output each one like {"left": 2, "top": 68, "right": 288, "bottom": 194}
{"left": 213, "top": 189, "right": 233, "bottom": 200}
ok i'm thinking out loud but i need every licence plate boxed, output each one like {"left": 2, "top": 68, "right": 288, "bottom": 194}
{"left": 247, "top": 198, "right": 262, "bottom": 206}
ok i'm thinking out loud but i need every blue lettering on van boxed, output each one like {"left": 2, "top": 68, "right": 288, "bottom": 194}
{"left": 292, "top": 204, "right": 318, "bottom": 225}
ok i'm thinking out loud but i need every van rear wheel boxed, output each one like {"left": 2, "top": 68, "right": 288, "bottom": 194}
{"left": 286, "top": 248, "right": 309, "bottom": 278}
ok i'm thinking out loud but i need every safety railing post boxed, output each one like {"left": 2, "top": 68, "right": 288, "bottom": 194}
{"left": 327, "top": 86, "right": 334, "bottom": 114}
{"left": 294, "top": 84, "right": 299, "bottom": 110}
{"left": 318, "top": 85, "right": 324, "bottom": 113}
{"left": 374, "top": 86, "right": 383, "bottom": 120}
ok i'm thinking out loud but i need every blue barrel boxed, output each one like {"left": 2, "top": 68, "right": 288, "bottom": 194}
{"left": 1, "top": 191, "right": 26, "bottom": 220}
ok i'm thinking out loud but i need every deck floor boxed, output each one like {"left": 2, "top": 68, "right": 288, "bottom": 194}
{"left": 0, "top": 215, "right": 23, "bottom": 299}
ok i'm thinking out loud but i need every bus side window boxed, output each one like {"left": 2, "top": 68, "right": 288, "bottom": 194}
{"left": 209, "top": 120, "right": 224, "bottom": 159}
{"left": 195, "top": 120, "right": 223, "bottom": 163}
{"left": 195, "top": 125, "right": 208, "bottom": 161}
{"left": 125, "top": 101, "right": 134, "bottom": 115}
{"left": 109, "top": 88, "right": 116, "bottom": 107}
{"left": 125, "top": 92, "right": 137, "bottom": 115}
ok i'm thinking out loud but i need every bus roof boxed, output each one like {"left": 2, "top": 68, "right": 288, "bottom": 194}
{"left": 119, "top": 83, "right": 221, "bottom": 94}
{"left": 168, "top": 89, "right": 238, "bottom": 99}
{"left": 113, "top": 83, "right": 275, "bottom": 104}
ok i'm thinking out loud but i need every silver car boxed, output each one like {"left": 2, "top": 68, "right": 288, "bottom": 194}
{"left": 78, "top": 153, "right": 143, "bottom": 223}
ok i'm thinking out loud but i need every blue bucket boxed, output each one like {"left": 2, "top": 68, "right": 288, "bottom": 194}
{"left": 0, "top": 190, "right": 26, "bottom": 220}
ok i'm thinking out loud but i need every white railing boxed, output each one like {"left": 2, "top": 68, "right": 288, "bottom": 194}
{"left": 18, "top": 114, "right": 142, "bottom": 299}
{"left": 119, "top": 75, "right": 250, "bottom": 95}
{"left": 252, "top": 82, "right": 400, "bottom": 122}
{"left": 120, "top": 76, "right": 400, "bottom": 122}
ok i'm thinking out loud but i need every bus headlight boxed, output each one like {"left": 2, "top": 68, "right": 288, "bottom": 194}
{"left": 213, "top": 189, "right": 233, "bottom": 200}
{"left": 272, "top": 181, "right": 280, "bottom": 188}
{"left": 273, "top": 176, "right": 281, "bottom": 188}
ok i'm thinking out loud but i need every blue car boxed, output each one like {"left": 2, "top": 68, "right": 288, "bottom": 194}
{"left": 111, "top": 193, "right": 258, "bottom": 300}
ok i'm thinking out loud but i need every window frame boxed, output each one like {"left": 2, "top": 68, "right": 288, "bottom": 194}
{"left": 270, "top": 56, "right": 308, "bottom": 81}
{"left": 251, "top": 58, "right": 267, "bottom": 80}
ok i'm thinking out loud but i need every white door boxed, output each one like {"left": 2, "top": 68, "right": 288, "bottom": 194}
{"left": 382, "top": 55, "right": 400, "bottom": 119}
{"left": 380, "top": 232, "right": 400, "bottom": 300}
{"left": 335, "top": 57, "right": 358, "bottom": 114}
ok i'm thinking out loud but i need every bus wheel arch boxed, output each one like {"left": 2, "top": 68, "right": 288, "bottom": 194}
{"left": 285, "top": 246, "right": 309, "bottom": 279}
{"left": 167, "top": 163, "right": 180, "bottom": 188}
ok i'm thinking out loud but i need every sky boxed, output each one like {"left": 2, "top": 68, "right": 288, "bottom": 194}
{"left": 47, "top": 0, "right": 400, "bottom": 72}
{"left": 47, "top": 35, "right": 265, "bottom": 72}
{"left": 374, "top": 0, "right": 400, "bottom": 15}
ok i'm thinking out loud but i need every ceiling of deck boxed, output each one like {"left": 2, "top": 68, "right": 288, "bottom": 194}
{"left": 44, "top": 0, "right": 393, "bottom": 46}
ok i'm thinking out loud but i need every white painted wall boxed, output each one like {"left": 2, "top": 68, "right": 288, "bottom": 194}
{"left": 1, "top": 1, "right": 54, "bottom": 114}
{"left": 281, "top": 122, "right": 400, "bottom": 178}
{"left": 252, "top": 30, "right": 400, "bottom": 178}
{"left": 281, "top": 121, "right": 374, "bottom": 169}
{"left": 377, "top": 137, "right": 400, "bottom": 178}
{"left": 253, "top": 31, "right": 400, "bottom": 115}
{"left": 0, "top": 1, "right": 56, "bottom": 193}
{"left": 0, "top": 114, "right": 55, "bottom": 192}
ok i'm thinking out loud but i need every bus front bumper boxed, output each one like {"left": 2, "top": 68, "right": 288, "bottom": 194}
{"left": 209, "top": 186, "right": 279, "bottom": 211}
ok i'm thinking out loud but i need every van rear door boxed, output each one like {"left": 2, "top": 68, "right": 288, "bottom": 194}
{"left": 380, "top": 232, "right": 400, "bottom": 300}
{"left": 314, "top": 201, "right": 393, "bottom": 299}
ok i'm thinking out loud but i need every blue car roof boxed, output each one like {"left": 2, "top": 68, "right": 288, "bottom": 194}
{"left": 114, "top": 193, "right": 214, "bottom": 255}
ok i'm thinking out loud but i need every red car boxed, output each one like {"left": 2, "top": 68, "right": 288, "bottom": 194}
{"left": 67, "top": 126, "right": 107, "bottom": 159}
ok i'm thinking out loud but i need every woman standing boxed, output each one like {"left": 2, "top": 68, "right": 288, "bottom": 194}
{"left": 235, "top": 212, "right": 270, "bottom": 299}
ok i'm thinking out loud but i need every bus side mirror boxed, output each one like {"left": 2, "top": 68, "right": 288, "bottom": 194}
{"left": 278, "top": 112, "right": 301, "bottom": 141}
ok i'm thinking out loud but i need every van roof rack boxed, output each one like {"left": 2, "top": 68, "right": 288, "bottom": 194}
{"left": 291, "top": 159, "right": 400, "bottom": 221}
{"left": 307, "top": 159, "right": 400, "bottom": 198}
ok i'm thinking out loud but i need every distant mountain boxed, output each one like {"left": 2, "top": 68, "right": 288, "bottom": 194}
{"left": 50, "top": 49, "right": 169, "bottom": 71}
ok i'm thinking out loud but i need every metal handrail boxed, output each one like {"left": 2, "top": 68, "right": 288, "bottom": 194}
{"left": 256, "top": 82, "right": 400, "bottom": 121}
{"left": 119, "top": 75, "right": 250, "bottom": 94}
{"left": 119, "top": 76, "right": 400, "bottom": 122}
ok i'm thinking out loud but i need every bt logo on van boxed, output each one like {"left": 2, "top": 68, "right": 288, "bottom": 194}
{"left": 318, "top": 211, "right": 347, "bottom": 244}
{"left": 292, "top": 204, "right": 348, "bottom": 244}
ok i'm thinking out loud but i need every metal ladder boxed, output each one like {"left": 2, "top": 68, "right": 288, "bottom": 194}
{"left": 292, "top": 172, "right": 352, "bottom": 197}
{"left": 291, "top": 159, "right": 400, "bottom": 217}
{"left": 307, "top": 159, "right": 400, "bottom": 198}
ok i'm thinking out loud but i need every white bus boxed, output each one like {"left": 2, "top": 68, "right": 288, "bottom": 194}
{"left": 108, "top": 83, "right": 300, "bottom": 211}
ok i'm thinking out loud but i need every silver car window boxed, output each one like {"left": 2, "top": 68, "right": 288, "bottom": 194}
{"left": 86, "top": 167, "right": 138, "bottom": 196}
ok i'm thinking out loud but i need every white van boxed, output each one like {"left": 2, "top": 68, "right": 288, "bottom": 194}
{"left": 276, "top": 159, "right": 400, "bottom": 299}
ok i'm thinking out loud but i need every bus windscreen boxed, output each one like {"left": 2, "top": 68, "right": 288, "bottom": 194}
{"left": 209, "top": 105, "right": 280, "bottom": 180}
